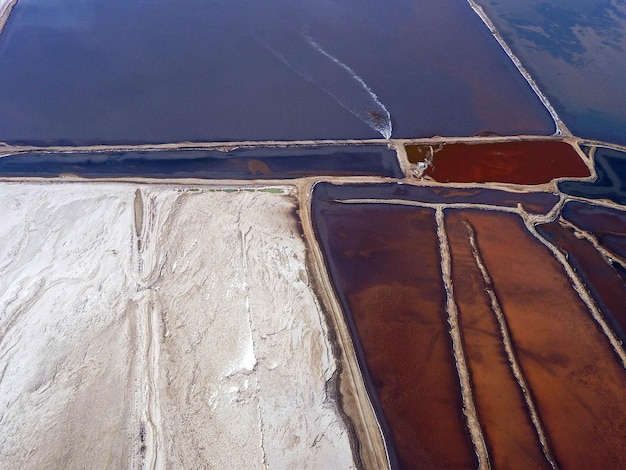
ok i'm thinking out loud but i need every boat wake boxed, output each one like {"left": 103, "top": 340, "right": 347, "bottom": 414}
{"left": 258, "top": 31, "right": 392, "bottom": 139}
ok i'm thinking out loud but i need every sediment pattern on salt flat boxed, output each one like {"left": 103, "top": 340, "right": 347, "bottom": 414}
{"left": 0, "top": 183, "right": 356, "bottom": 469}
{"left": 138, "top": 188, "right": 355, "bottom": 468}
{"left": 0, "top": 184, "right": 137, "bottom": 469}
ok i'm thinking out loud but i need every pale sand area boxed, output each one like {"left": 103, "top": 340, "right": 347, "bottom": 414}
{"left": 0, "top": 183, "right": 356, "bottom": 469}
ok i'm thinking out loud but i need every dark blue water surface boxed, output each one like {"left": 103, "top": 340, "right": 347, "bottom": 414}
{"left": 313, "top": 181, "right": 560, "bottom": 214}
{"left": 476, "top": 0, "right": 626, "bottom": 145}
{"left": 559, "top": 147, "right": 626, "bottom": 205}
{"left": 562, "top": 200, "right": 626, "bottom": 260}
{"left": 0, "top": 0, "right": 555, "bottom": 145}
{"left": 0, "top": 145, "right": 402, "bottom": 179}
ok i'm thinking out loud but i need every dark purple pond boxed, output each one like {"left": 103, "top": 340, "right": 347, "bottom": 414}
{"left": 0, "top": 145, "right": 402, "bottom": 179}
{"left": 0, "top": 0, "right": 555, "bottom": 145}
{"left": 559, "top": 147, "right": 626, "bottom": 205}
{"left": 313, "top": 181, "right": 560, "bottom": 215}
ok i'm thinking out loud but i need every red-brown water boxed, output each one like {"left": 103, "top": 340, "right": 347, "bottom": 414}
{"left": 463, "top": 210, "right": 626, "bottom": 468}
{"left": 410, "top": 141, "right": 590, "bottom": 184}
{"left": 445, "top": 210, "right": 552, "bottom": 469}
{"left": 562, "top": 200, "right": 626, "bottom": 260}
{"left": 312, "top": 196, "right": 477, "bottom": 468}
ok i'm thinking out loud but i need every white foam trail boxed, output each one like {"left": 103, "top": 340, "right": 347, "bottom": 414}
{"left": 304, "top": 35, "right": 392, "bottom": 139}
{"left": 258, "top": 32, "right": 392, "bottom": 139}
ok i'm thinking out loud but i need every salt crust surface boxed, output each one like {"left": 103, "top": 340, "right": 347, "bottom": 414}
{"left": 0, "top": 183, "right": 355, "bottom": 469}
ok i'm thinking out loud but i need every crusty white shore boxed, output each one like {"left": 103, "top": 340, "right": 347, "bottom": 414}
{"left": 0, "top": 183, "right": 356, "bottom": 469}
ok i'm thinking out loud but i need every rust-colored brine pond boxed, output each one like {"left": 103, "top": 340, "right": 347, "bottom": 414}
{"left": 312, "top": 183, "right": 626, "bottom": 469}
{"left": 445, "top": 210, "right": 551, "bottom": 469}
{"left": 408, "top": 141, "right": 590, "bottom": 184}
{"left": 449, "top": 209, "right": 626, "bottom": 468}
{"left": 312, "top": 187, "right": 477, "bottom": 468}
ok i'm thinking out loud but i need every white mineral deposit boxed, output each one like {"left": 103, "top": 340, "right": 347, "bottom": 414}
{"left": 0, "top": 183, "right": 357, "bottom": 469}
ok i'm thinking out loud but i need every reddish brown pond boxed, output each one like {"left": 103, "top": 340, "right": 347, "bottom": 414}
{"left": 312, "top": 183, "right": 626, "bottom": 467}
{"left": 311, "top": 195, "right": 477, "bottom": 468}
{"left": 462, "top": 209, "right": 626, "bottom": 468}
{"left": 445, "top": 210, "right": 552, "bottom": 469}
{"left": 408, "top": 141, "right": 590, "bottom": 184}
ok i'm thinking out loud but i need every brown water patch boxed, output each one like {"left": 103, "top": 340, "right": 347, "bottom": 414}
{"left": 537, "top": 219, "right": 626, "bottom": 342}
{"left": 464, "top": 210, "right": 626, "bottom": 468}
{"left": 312, "top": 199, "right": 477, "bottom": 468}
{"left": 445, "top": 210, "right": 552, "bottom": 469}
{"left": 247, "top": 159, "right": 272, "bottom": 175}
{"left": 405, "top": 144, "right": 432, "bottom": 164}
{"left": 411, "top": 141, "right": 589, "bottom": 184}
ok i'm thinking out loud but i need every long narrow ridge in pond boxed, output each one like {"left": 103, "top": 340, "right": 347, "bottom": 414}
{"left": 561, "top": 200, "right": 626, "bottom": 263}
{"left": 537, "top": 218, "right": 626, "bottom": 344}
{"left": 315, "top": 182, "right": 560, "bottom": 215}
{"left": 527, "top": 218, "right": 626, "bottom": 370}
{"left": 436, "top": 208, "right": 489, "bottom": 467}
